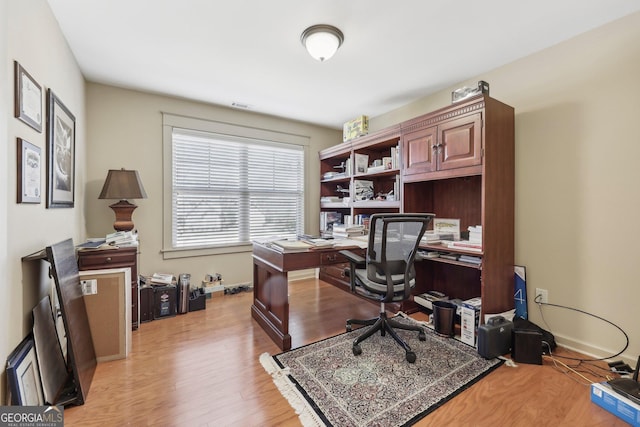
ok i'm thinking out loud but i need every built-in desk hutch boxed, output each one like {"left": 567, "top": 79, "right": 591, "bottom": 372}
{"left": 319, "top": 94, "right": 515, "bottom": 319}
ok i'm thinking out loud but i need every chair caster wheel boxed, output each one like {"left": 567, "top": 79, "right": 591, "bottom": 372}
{"left": 353, "top": 344, "right": 362, "bottom": 356}
{"left": 406, "top": 352, "right": 416, "bottom": 363}
{"left": 346, "top": 324, "right": 352, "bottom": 332}
{"left": 418, "top": 331, "right": 426, "bottom": 341}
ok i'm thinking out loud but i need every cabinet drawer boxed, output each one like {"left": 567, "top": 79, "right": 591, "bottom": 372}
{"left": 78, "top": 251, "right": 136, "bottom": 270}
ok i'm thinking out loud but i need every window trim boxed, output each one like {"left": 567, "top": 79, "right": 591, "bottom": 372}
{"left": 162, "top": 113, "right": 309, "bottom": 259}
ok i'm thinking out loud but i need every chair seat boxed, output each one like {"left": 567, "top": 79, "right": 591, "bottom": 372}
{"left": 354, "top": 269, "right": 415, "bottom": 301}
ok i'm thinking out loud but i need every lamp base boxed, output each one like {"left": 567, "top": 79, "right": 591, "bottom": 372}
{"left": 109, "top": 200, "right": 138, "bottom": 232}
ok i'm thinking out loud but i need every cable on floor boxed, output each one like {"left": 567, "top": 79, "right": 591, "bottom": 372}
{"left": 533, "top": 295, "right": 629, "bottom": 363}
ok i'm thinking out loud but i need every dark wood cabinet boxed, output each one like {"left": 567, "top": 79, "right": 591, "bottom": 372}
{"left": 402, "top": 104, "right": 484, "bottom": 181}
{"left": 403, "top": 96, "right": 514, "bottom": 317}
{"left": 77, "top": 246, "right": 139, "bottom": 330}
{"left": 319, "top": 94, "right": 515, "bottom": 320}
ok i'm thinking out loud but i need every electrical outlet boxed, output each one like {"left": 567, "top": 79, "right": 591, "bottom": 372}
{"left": 535, "top": 288, "right": 548, "bottom": 304}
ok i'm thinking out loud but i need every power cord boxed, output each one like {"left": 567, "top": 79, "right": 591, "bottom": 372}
{"left": 533, "top": 294, "right": 629, "bottom": 363}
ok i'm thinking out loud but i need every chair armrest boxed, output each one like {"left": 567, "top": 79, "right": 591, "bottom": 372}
{"left": 339, "top": 250, "right": 365, "bottom": 266}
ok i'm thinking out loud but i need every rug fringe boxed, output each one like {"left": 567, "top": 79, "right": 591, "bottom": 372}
{"left": 259, "top": 352, "right": 327, "bottom": 427}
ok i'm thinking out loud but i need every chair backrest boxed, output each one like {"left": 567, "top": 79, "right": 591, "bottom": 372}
{"left": 365, "top": 213, "right": 434, "bottom": 291}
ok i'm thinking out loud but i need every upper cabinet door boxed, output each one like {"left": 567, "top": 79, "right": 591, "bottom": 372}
{"left": 438, "top": 113, "right": 482, "bottom": 171}
{"left": 402, "top": 125, "right": 437, "bottom": 175}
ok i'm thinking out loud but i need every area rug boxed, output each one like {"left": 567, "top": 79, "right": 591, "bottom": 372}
{"left": 260, "top": 316, "right": 503, "bottom": 427}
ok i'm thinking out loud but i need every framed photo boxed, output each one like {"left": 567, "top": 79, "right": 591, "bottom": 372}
{"left": 14, "top": 61, "right": 43, "bottom": 132}
{"left": 17, "top": 138, "right": 42, "bottom": 204}
{"left": 6, "top": 335, "right": 45, "bottom": 406}
{"left": 47, "top": 89, "right": 75, "bottom": 208}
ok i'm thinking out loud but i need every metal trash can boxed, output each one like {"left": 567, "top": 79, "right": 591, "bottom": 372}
{"left": 177, "top": 273, "right": 190, "bottom": 314}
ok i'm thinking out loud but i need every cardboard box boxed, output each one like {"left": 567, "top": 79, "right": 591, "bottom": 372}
{"left": 343, "top": 115, "right": 369, "bottom": 142}
{"left": 591, "top": 382, "right": 640, "bottom": 426}
{"left": 460, "top": 299, "right": 481, "bottom": 347}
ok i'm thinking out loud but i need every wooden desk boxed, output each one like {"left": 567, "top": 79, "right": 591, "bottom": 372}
{"left": 251, "top": 243, "right": 363, "bottom": 351}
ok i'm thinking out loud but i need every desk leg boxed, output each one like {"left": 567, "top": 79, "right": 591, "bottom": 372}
{"left": 251, "top": 258, "right": 291, "bottom": 351}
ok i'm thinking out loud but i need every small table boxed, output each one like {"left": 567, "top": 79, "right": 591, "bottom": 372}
{"left": 251, "top": 243, "right": 361, "bottom": 351}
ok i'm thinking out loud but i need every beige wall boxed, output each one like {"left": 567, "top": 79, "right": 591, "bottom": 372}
{"left": 372, "top": 12, "right": 640, "bottom": 363}
{"left": 85, "top": 84, "right": 341, "bottom": 286}
{"left": 1, "top": 0, "right": 86, "bottom": 403}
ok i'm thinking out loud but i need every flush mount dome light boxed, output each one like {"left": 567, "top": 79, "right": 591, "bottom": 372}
{"left": 300, "top": 24, "right": 344, "bottom": 62}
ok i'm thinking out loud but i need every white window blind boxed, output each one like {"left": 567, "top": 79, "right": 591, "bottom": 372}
{"left": 171, "top": 128, "right": 304, "bottom": 249}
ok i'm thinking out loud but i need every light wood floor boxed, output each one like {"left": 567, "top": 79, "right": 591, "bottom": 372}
{"left": 63, "top": 279, "right": 626, "bottom": 426}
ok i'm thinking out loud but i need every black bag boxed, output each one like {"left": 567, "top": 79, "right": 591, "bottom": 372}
{"left": 513, "top": 317, "right": 556, "bottom": 354}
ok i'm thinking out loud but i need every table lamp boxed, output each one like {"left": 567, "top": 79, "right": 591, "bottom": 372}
{"left": 98, "top": 168, "right": 147, "bottom": 231}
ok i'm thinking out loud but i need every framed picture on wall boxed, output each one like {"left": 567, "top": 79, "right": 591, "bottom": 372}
{"left": 46, "top": 89, "right": 75, "bottom": 208}
{"left": 17, "top": 138, "right": 42, "bottom": 204}
{"left": 14, "top": 61, "right": 43, "bottom": 132}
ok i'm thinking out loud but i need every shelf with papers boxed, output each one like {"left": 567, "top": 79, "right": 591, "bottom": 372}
{"left": 352, "top": 200, "right": 400, "bottom": 209}
{"left": 352, "top": 168, "right": 400, "bottom": 180}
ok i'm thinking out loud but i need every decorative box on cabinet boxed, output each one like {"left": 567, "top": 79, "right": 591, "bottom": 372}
{"left": 77, "top": 246, "right": 140, "bottom": 330}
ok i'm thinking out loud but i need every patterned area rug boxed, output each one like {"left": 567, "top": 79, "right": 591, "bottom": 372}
{"left": 260, "top": 316, "right": 503, "bottom": 427}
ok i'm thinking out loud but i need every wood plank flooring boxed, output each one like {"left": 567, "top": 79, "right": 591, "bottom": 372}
{"left": 63, "top": 279, "right": 627, "bottom": 426}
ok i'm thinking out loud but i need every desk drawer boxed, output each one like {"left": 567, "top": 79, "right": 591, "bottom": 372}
{"left": 320, "top": 249, "right": 364, "bottom": 265}
{"left": 319, "top": 263, "right": 351, "bottom": 290}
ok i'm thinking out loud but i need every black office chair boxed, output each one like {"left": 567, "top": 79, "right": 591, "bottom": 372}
{"left": 340, "top": 213, "right": 434, "bottom": 363}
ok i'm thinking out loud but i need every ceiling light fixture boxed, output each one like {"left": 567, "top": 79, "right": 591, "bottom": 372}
{"left": 300, "top": 24, "right": 344, "bottom": 62}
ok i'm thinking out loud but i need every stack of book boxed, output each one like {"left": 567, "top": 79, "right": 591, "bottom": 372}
{"left": 447, "top": 226, "right": 483, "bottom": 252}
{"left": 270, "top": 239, "right": 312, "bottom": 253}
{"left": 332, "top": 224, "right": 365, "bottom": 239}
{"left": 105, "top": 230, "right": 138, "bottom": 247}
{"left": 459, "top": 255, "right": 482, "bottom": 265}
{"left": 414, "top": 290, "right": 449, "bottom": 310}
{"left": 298, "top": 235, "right": 335, "bottom": 248}
{"left": 467, "top": 225, "right": 482, "bottom": 244}
{"left": 447, "top": 240, "right": 482, "bottom": 252}
{"left": 320, "top": 211, "right": 343, "bottom": 235}
{"left": 149, "top": 273, "right": 174, "bottom": 286}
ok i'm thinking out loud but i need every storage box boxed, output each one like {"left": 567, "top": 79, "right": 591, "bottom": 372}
{"left": 591, "top": 382, "right": 640, "bottom": 426}
{"left": 460, "top": 298, "right": 481, "bottom": 347}
{"left": 188, "top": 288, "right": 206, "bottom": 312}
{"left": 153, "top": 284, "right": 177, "bottom": 319}
{"left": 343, "top": 115, "right": 369, "bottom": 142}
{"left": 451, "top": 80, "right": 489, "bottom": 103}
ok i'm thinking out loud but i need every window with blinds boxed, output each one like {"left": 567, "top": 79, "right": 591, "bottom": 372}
{"left": 171, "top": 128, "right": 304, "bottom": 249}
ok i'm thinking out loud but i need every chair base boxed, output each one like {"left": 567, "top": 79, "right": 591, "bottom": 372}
{"left": 346, "top": 305, "right": 426, "bottom": 363}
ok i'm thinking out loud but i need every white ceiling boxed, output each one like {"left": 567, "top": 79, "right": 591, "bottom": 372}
{"left": 47, "top": 0, "right": 640, "bottom": 129}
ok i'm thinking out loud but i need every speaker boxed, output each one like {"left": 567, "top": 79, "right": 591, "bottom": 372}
{"left": 511, "top": 329, "right": 542, "bottom": 365}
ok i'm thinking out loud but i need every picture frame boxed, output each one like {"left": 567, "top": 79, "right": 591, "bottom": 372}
{"left": 17, "top": 138, "right": 42, "bottom": 204}
{"left": 6, "top": 335, "right": 45, "bottom": 406}
{"left": 46, "top": 89, "right": 75, "bottom": 208}
{"left": 14, "top": 61, "right": 43, "bottom": 132}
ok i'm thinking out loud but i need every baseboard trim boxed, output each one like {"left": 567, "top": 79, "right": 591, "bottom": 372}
{"left": 555, "top": 333, "right": 636, "bottom": 366}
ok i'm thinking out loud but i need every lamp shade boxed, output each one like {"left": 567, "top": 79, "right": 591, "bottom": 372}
{"left": 301, "top": 24, "right": 344, "bottom": 62}
{"left": 98, "top": 168, "right": 147, "bottom": 200}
